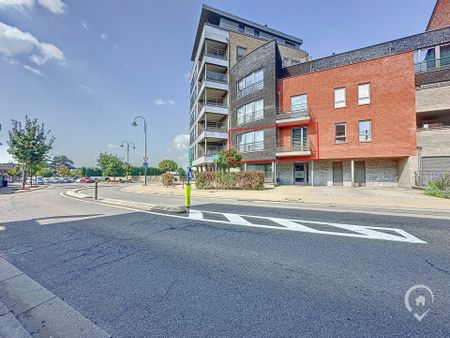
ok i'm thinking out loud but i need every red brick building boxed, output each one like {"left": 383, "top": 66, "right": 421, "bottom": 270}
{"left": 427, "top": 0, "right": 450, "bottom": 31}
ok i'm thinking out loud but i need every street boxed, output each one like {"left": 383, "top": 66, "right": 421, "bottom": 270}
{"left": 1, "top": 185, "right": 450, "bottom": 337}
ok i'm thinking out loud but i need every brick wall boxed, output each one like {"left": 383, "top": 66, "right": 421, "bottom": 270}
{"left": 427, "top": 0, "right": 450, "bottom": 31}
{"left": 279, "top": 52, "right": 417, "bottom": 160}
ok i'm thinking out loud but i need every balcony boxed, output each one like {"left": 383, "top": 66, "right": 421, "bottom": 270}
{"left": 238, "top": 141, "right": 264, "bottom": 153}
{"left": 276, "top": 138, "right": 311, "bottom": 157}
{"left": 415, "top": 56, "right": 450, "bottom": 86}
{"left": 414, "top": 56, "right": 450, "bottom": 73}
{"left": 199, "top": 71, "right": 229, "bottom": 92}
{"left": 276, "top": 107, "right": 311, "bottom": 125}
{"left": 203, "top": 49, "right": 228, "bottom": 68}
{"left": 237, "top": 81, "right": 263, "bottom": 99}
{"left": 237, "top": 109, "right": 264, "bottom": 125}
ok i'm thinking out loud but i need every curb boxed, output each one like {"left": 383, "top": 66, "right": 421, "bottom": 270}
{"left": 0, "top": 185, "right": 48, "bottom": 195}
{"left": 65, "top": 189, "right": 187, "bottom": 214}
{"left": 0, "top": 257, "right": 110, "bottom": 338}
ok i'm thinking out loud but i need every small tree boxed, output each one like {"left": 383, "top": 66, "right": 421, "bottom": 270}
{"left": 97, "top": 153, "right": 125, "bottom": 179}
{"left": 177, "top": 167, "right": 186, "bottom": 177}
{"left": 56, "top": 164, "right": 70, "bottom": 177}
{"left": 7, "top": 116, "right": 54, "bottom": 187}
{"left": 215, "top": 149, "right": 242, "bottom": 172}
{"left": 158, "top": 159, "right": 178, "bottom": 173}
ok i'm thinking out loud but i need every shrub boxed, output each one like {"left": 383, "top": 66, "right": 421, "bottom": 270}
{"left": 161, "top": 173, "right": 175, "bottom": 187}
{"left": 425, "top": 173, "right": 450, "bottom": 199}
{"left": 195, "top": 171, "right": 264, "bottom": 190}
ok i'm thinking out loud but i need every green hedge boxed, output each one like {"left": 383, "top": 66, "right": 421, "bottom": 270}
{"left": 195, "top": 171, "right": 264, "bottom": 190}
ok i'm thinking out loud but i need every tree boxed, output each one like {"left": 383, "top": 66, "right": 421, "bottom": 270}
{"left": 50, "top": 155, "right": 75, "bottom": 170}
{"left": 7, "top": 116, "right": 54, "bottom": 187}
{"left": 177, "top": 167, "right": 186, "bottom": 177}
{"left": 158, "top": 159, "right": 178, "bottom": 173}
{"left": 97, "top": 153, "right": 125, "bottom": 179}
{"left": 7, "top": 165, "right": 22, "bottom": 178}
{"left": 56, "top": 164, "right": 70, "bottom": 177}
{"left": 36, "top": 166, "right": 54, "bottom": 177}
{"left": 215, "top": 148, "right": 242, "bottom": 172}
{"left": 130, "top": 166, "right": 160, "bottom": 176}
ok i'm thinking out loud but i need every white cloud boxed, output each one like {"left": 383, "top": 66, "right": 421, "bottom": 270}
{"left": 100, "top": 33, "right": 107, "bottom": 40}
{"left": 154, "top": 98, "right": 175, "bottom": 106}
{"left": 36, "top": 0, "right": 65, "bottom": 14}
{"left": 23, "top": 64, "right": 43, "bottom": 75}
{"left": 81, "top": 21, "right": 88, "bottom": 30}
{"left": 79, "top": 84, "right": 95, "bottom": 94}
{"left": 0, "top": 22, "right": 65, "bottom": 65}
{"left": 172, "top": 134, "right": 189, "bottom": 150}
{"left": 107, "top": 143, "right": 118, "bottom": 149}
{"left": 0, "top": 0, "right": 66, "bottom": 14}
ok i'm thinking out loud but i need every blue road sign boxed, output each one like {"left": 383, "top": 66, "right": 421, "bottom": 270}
{"left": 143, "top": 162, "right": 149, "bottom": 168}
{"left": 187, "top": 167, "right": 193, "bottom": 182}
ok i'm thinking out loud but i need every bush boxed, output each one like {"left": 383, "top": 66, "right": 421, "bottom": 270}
{"left": 195, "top": 171, "right": 264, "bottom": 190}
{"left": 425, "top": 173, "right": 450, "bottom": 199}
{"left": 161, "top": 174, "right": 175, "bottom": 187}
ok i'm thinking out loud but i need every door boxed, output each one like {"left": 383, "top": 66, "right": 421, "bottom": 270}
{"left": 292, "top": 127, "right": 308, "bottom": 151}
{"left": 294, "top": 163, "right": 309, "bottom": 184}
{"left": 332, "top": 162, "right": 343, "bottom": 186}
{"left": 354, "top": 161, "right": 366, "bottom": 187}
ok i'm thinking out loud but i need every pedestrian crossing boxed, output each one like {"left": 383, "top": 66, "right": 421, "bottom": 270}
{"left": 187, "top": 209, "right": 426, "bottom": 244}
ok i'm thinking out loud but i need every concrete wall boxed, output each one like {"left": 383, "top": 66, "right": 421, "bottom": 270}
{"left": 417, "top": 127, "right": 450, "bottom": 157}
{"left": 416, "top": 85, "right": 450, "bottom": 113}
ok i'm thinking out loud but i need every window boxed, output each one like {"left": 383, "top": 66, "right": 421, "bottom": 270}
{"left": 359, "top": 120, "right": 372, "bottom": 142}
{"left": 334, "top": 87, "right": 346, "bottom": 108}
{"left": 254, "top": 29, "right": 260, "bottom": 37}
{"left": 291, "top": 94, "right": 308, "bottom": 112}
{"left": 237, "top": 69, "right": 264, "bottom": 98}
{"left": 236, "top": 46, "right": 247, "bottom": 61}
{"left": 358, "top": 83, "right": 371, "bottom": 105}
{"left": 237, "top": 99, "right": 264, "bottom": 125}
{"left": 239, "top": 24, "right": 245, "bottom": 33}
{"left": 237, "top": 130, "right": 264, "bottom": 152}
{"left": 335, "top": 123, "right": 347, "bottom": 144}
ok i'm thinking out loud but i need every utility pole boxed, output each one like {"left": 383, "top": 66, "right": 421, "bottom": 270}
{"left": 120, "top": 140, "right": 136, "bottom": 181}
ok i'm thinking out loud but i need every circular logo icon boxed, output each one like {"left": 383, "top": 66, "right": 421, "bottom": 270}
{"left": 404, "top": 284, "right": 433, "bottom": 322}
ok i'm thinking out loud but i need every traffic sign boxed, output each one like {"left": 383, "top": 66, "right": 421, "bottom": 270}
{"left": 143, "top": 162, "right": 148, "bottom": 168}
{"left": 212, "top": 154, "right": 219, "bottom": 161}
{"left": 143, "top": 156, "right": 149, "bottom": 162}
{"left": 187, "top": 167, "right": 193, "bottom": 181}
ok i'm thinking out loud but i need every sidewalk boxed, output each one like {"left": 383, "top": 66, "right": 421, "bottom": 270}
{"left": 123, "top": 183, "right": 450, "bottom": 211}
{"left": 0, "top": 183, "right": 47, "bottom": 195}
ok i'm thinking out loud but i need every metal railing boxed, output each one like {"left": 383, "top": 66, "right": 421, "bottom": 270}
{"left": 205, "top": 122, "right": 227, "bottom": 133}
{"left": 237, "top": 81, "right": 263, "bottom": 98}
{"left": 238, "top": 141, "right": 264, "bottom": 153}
{"left": 415, "top": 171, "right": 448, "bottom": 187}
{"left": 414, "top": 56, "right": 450, "bottom": 73}
{"left": 205, "top": 71, "right": 227, "bottom": 83}
{"left": 237, "top": 109, "right": 264, "bottom": 125}
{"left": 206, "top": 146, "right": 224, "bottom": 156}
{"left": 205, "top": 99, "right": 227, "bottom": 107}
{"left": 277, "top": 137, "right": 310, "bottom": 153}
{"left": 205, "top": 49, "right": 226, "bottom": 60}
{"left": 277, "top": 107, "right": 310, "bottom": 120}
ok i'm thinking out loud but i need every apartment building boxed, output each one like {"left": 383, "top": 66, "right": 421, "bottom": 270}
{"left": 228, "top": 2, "right": 450, "bottom": 187}
{"left": 188, "top": 5, "right": 308, "bottom": 170}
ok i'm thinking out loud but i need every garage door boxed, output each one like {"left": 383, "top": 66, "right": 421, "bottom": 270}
{"left": 422, "top": 156, "right": 450, "bottom": 173}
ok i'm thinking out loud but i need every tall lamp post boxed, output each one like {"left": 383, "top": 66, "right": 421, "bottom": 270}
{"left": 120, "top": 140, "right": 135, "bottom": 181}
{"left": 131, "top": 116, "right": 148, "bottom": 186}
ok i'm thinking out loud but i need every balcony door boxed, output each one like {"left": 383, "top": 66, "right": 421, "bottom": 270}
{"left": 292, "top": 127, "right": 308, "bottom": 151}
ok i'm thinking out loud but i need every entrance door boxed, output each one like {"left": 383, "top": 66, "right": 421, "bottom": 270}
{"left": 354, "top": 161, "right": 366, "bottom": 187}
{"left": 332, "top": 162, "right": 343, "bottom": 186}
{"left": 294, "top": 163, "right": 308, "bottom": 184}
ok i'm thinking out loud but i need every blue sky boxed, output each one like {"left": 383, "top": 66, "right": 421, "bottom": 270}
{"left": 0, "top": 0, "right": 436, "bottom": 167}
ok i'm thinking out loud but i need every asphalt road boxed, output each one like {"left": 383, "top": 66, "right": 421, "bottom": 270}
{"left": 0, "top": 184, "right": 449, "bottom": 337}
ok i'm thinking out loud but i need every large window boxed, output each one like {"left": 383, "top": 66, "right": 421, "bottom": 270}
{"left": 237, "top": 69, "right": 264, "bottom": 98}
{"left": 358, "top": 83, "right": 371, "bottom": 105}
{"left": 237, "top": 130, "right": 264, "bottom": 153}
{"left": 334, "top": 87, "right": 346, "bottom": 108}
{"left": 335, "top": 123, "right": 347, "bottom": 144}
{"left": 291, "top": 94, "right": 308, "bottom": 112}
{"left": 237, "top": 99, "right": 264, "bottom": 125}
{"left": 236, "top": 46, "right": 247, "bottom": 61}
{"left": 359, "top": 120, "right": 372, "bottom": 142}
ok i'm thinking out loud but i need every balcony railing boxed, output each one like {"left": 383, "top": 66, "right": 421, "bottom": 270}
{"left": 277, "top": 137, "right": 310, "bottom": 153}
{"left": 205, "top": 122, "right": 227, "bottom": 133}
{"left": 237, "top": 109, "right": 264, "bottom": 125}
{"left": 238, "top": 141, "right": 264, "bottom": 153}
{"left": 205, "top": 49, "right": 226, "bottom": 60}
{"left": 206, "top": 146, "right": 224, "bottom": 156}
{"left": 237, "top": 81, "right": 263, "bottom": 99}
{"left": 205, "top": 99, "right": 227, "bottom": 107}
{"left": 205, "top": 71, "right": 227, "bottom": 83}
{"left": 277, "top": 107, "right": 311, "bottom": 120}
{"left": 414, "top": 56, "right": 450, "bottom": 73}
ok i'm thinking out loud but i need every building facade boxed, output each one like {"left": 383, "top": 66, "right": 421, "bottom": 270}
{"left": 189, "top": 1, "right": 450, "bottom": 187}
{"left": 188, "top": 5, "right": 308, "bottom": 171}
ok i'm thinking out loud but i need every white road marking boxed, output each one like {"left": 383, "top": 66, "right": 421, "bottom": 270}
{"left": 222, "top": 213, "right": 253, "bottom": 226}
{"left": 60, "top": 192, "right": 426, "bottom": 244}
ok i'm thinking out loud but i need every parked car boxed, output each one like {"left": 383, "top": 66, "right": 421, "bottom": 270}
{"left": 79, "top": 177, "right": 95, "bottom": 183}
{"left": 50, "top": 177, "right": 60, "bottom": 184}
{"left": 43, "top": 178, "right": 51, "bottom": 184}
{"left": 36, "top": 177, "right": 44, "bottom": 185}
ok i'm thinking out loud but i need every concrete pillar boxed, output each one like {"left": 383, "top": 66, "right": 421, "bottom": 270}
{"left": 436, "top": 45, "right": 441, "bottom": 68}
{"left": 244, "top": 162, "right": 247, "bottom": 171}
{"left": 351, "top": 159, "right": 355, "bottom": 187}
{"left": 311, "top": 161, "right": 314, "bottom": 187}
{"left": 273, "top": 161, "right": 277, "bottom": 185}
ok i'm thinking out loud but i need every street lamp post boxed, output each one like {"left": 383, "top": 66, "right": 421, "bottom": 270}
{"left": 131, "top": 116, "right": 148, "bottom": 186}
{"left": 120, "top": 140, "right": 136, "bottom": 181}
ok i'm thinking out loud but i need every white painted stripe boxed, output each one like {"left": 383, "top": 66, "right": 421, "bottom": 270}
{"left": 268, "top": 218, "right": 319, "bottom": 233}
{"left": 187, "top": 209, "right": 204, "bottom": 220}
{"left": 222, "top": 213, "right": 253, "bottom": 226}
